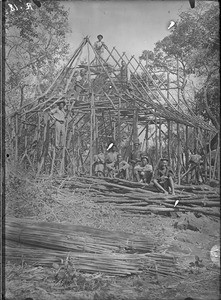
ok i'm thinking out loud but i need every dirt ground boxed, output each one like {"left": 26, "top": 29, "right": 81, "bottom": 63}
{"left": 5, "top": 175, "right": 220, "bottom": 300}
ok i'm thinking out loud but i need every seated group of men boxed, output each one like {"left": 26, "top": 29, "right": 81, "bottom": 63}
{"left": 93, "top": 140, "right": 175, "bottom": 195}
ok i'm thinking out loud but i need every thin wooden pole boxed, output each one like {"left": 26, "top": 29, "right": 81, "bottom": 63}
{"left": 145, "top": 122, "right": 149, "bottom": 153}
{"left": 118, "top": 97, "right": 121, "bottom": 149}
{"left": 15, "top": 114, "right": 18, "bottom": 161}
{"left": 217, "top": 134, "right": 220, "bottom": 181}
{"left": 177, "top": 57, "right": 181, "bottom": 185}
{"left": 167, "top": 121, "right": 171, "bottom": 165}
{"left": 185, "top": 125, "right": 189, "bottom": 183}
{"left": 208, "top": 131, "right": 212, "bottom": 182}
{"left": 87, "top": 41, "right": 94, "bottom": 176}
{"left": 159, "top": 118, "right": 162, "bottom": 158}
{"left": 155, "top": 114, "right": 158, "bottom": 163}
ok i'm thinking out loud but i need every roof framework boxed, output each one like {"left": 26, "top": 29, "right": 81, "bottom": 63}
{"left": 7, "top": 37, "right": 219, "bottom": 182}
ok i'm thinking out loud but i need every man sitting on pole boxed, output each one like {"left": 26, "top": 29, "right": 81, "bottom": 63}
{"left": 105, "top": 143, "right": 118, "bottom": 177}
{"left": 129, "top": 138, "right": 143, "bottom": 181}
{"left": 93, "top": 145, "right": 105, "bottom": 177}
{"left": 50, "top": 100, "right": 66, "bottom": 149}
{"left": 153, "top": 158, "right": 175, "bottom": 195}
{"left": 134, "top": 155, "right": 153, "bottom": 184}
{"left": 114, "top": 153, "right": 130, "bottom": 180}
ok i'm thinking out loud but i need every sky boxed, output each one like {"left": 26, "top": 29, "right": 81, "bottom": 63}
{"left": 63, "top": 0, "right": 191, "bottom": 59}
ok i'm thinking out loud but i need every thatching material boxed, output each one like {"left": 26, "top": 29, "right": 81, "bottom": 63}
{"left": 5, "top": 218, "right": 184, "bottom": 277}
{"left": 6, "top": 217, "right": 157, "bottom": 254}
{"left": 6, "top": 241, "right": 182, "bottom": 277}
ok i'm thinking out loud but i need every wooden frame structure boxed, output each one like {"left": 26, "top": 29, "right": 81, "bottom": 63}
{"left": 7, "top": 37, "right": 219, "bottom": 183}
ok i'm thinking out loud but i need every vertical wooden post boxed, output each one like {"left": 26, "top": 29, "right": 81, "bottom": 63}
{"left": 168, "top": 120, "right": 171, "bottom": 165}
{"left": 159, "top": 118, "right": 162, "bottom": 158}
{"left": 145, "top": 122, "right": 149, "bottom": 153}
{"left": 95, "top": 114, "right": 98, "bottom": 154}
{"left": 185, "top": 125, "right": 189, "bottom": 183}
{"left": 155, "top": 114, "right": 158, "bottom": 164}
{"left": 217, "top": 134, "right": 220, "bottom": 181}
{"left": 118, "top": 97, "right": 121, "bottom": 149}
{"left": 15, "top": 114, "right": 18, "bottom": 161}
{"left": 133, "top": 108, "right": 138, "bottom": 142}
{"left": 208, "top": 131, "right": 212, "bottom": 182}
{"left": 167, "top": 71, "right": 171, "bottom": 165}
{"left": 87, "top": 41, "right": 94, "bottom": 176}
{"left": 177, "top": 57, "right": 181, "bottom": 185}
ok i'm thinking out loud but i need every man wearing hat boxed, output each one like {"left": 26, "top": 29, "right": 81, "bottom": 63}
{"left": 105, "top": 143, "right": 118, "bottom": 177}
{"left": 114, "top": 153, "right": 130, "bottom": 180}
{"left": 50, "top": 100, "right": 67, "bottom": 148}
{"left": 129, "top": 138, "right": 143, "bottom": 180}
{"left": 134, "top": 155, "right": 153, "bottom": 183}
{"left": 153, "top": 158, "right": 175, "bottom": 195}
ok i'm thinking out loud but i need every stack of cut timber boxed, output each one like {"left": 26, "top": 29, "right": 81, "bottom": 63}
{"left": 5, "top": 218, "right": 182, "bottom": 277}
{"left": 53, "top": 176, "right": 220, "bottom": 217}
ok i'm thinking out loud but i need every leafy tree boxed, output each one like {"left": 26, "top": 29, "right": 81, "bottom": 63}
{"left": 152, "top": 2, "right": 219, "bottom": 129}
{"left": 5, "top": 1, "right": 71, "bottom": 112}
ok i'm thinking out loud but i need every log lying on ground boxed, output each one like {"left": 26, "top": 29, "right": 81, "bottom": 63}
{"left": 53, "top": 176, "right": 220, "bottom": 217}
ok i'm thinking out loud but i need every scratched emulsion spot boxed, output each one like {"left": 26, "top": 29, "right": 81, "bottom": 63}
{"left": 210, "top": 244, "right": 220, "bottom": 267}
{"left": 168, "top": 20, "right": 175, "bottom": 30}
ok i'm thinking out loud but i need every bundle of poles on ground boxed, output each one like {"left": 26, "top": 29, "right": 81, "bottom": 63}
{"left": 53, "top": 176, "right": 220, "bottom": 217}
{"left": 6, "top": 218, "right": 183, "bottom": 278}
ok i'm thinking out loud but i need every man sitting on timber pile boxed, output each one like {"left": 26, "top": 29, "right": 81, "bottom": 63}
{"left": 114, "top": 154, "right": 130, "bottom": 180}
{"left": 134, "top": 155, "right": 153, "bottom": 184}
{"left": 105, "top": 143, "right": 118, "bottom": 177}
{"left": 50, "top": 100, "right": 67, "bottom": 149}
{"left": 153, "top": 158, "right": 175, "bottom": 195}
{"left": 129, "top": 139, "right": 143, "bottom": 181}
{"left": 93, "top": 146, "right": 105, "bottom": 177}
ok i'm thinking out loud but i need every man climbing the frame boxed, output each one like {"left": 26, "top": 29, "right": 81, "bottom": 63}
{"left": 153, "top": 158, "right": 175, "bottom": 195}
{"left": 50, "top": 100, "right": 67, "bottom": 149}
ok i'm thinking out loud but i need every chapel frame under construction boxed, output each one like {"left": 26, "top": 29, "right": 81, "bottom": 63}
{"left": 7, "top": 37, "right": 220, "bottom": 184}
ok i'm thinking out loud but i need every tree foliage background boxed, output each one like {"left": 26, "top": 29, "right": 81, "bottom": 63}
{"left": 5, "top": 1, "right": 71, "bottom": 113}
{"left": 140, "top": 2, "right": 220, "bottom": 130}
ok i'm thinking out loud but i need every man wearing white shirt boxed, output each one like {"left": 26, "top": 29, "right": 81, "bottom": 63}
{"left": 50, "top": 100, "right": 66, "bottom": 148}
{"left": 93, "top": 34, "right": 108, "bottom": 66}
